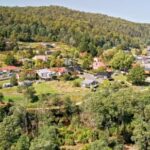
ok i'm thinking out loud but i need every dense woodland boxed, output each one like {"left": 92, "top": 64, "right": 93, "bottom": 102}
{"left": 1, "top": 6, "right": 150, "bottom": 55}
{"left": 0, "top": 83, "right": 150, "bottom": 149}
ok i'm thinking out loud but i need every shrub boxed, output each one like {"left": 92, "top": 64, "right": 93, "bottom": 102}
{"left": 73, "top": 80, "right": 81, "bottom": 87}
{"left": 61, "top": 74, "right": 71, "bottom": 81}
{"left": 10, "top": 75, "right": 18, "bottom": 86}
{"left": 65, "top": 138, "right": 75, "bottom": 146}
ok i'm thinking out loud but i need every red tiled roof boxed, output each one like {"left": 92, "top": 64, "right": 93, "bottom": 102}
{"left": 0, "top": 66, "right": 19, "bottom": 71}
{"left": 49, "top": 67, "right": 67, "bottom": 73}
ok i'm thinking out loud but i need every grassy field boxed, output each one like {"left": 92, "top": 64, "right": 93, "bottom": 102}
{"left": 0, "top": 86, "right": 23, "bottom": 101}
{"left": 34, "top": 80, "right": 89, "bottom": 102}
{"left": 0, "top": 80, "right": 90, "bottom": 104}
{"left": 0, "top": 79, "right": 10, "bottom": 86}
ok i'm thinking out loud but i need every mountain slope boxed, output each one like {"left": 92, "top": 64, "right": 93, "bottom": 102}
{"left": 0, "top": 6, "right": 150, "bottom": 53}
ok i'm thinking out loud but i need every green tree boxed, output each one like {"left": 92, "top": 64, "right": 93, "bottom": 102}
{"left": 132, "top": 119, "right": 150, "bottom": 150}
{"left": 15, "top": 135, "right": 30, "bottom": 150}
{"left": 128, "top": 65, "right": 145, "bottom": 85}
{"left": 111, "top": 51, "right": 134, "bottom": 70}
{"left": 88, "top": 140, "right": 111, "bottom": 150}
{"left": 5, "top": 54, "right": 17, "bottom": 65}
{"left": 82, "top": 58, "right": 91, "bottom": 70}
{"left": 30, "top": 126, "right": 60, "bottom": 150}
{"left": 0, "top": 93, "right": 4, "bottom": 102}
{"left": 10, "top": 74, "right": 18, "bottom": 86}
{"left": 0, "top": 116, "right": 21, "bottom": 149}
{"left": 23, "top": 86, "right": 37, "bottom": 103}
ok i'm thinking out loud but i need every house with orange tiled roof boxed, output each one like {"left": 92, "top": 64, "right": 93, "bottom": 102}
{"left": 49, "top": 67, "right": 68, "bottom": 76}
{"left": 0, "top": 66, "right": 20, "bottom": 72}
{"left": 0, "top": 66, "right": 20, "bottom": 80}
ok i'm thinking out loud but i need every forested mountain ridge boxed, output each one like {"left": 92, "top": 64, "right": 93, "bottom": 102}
{"left": 0, "top": 6, "right": 150, "bottom": 53}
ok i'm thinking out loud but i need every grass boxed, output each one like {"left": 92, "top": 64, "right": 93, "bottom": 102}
{"left": 33, "top": 81, "right": 58, "bottom": 95}
{"left": 0, "top": 53, "right": 6, "bottom": 67}
{"left": 34, "top": 80, "right": 90, "bottom": 102}
{"left": 0, "top": 79, "right": 10, "bottom": 86}
{"left": 1, "top": 86, "right": 23, "bottom": 102}
{"left": 0, "top": 80, "right": 90, "bottom": 104}
{"left": 113, "top": 74, "right": 127, "bottom": 82}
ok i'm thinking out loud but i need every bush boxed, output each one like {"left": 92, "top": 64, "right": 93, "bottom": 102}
{"left": 61, "top": 74, "right": 72, "bottom": 81}
{"left": 65, "top": 138, "right": 75, "bottom": 146}
{"left": 128, "top": 65, "right": 145, "bottom": 85}
{"left": 5, "top": 54, "right": 17, "bottom": 65}
{"left": 73, "top": 80, "right": 81, "bottom": 87}
{"left": 0, "top": 93, "right": 4, "bottom": 102}
{"left": 10, "top": 75, "right": 18, "bottom": 86}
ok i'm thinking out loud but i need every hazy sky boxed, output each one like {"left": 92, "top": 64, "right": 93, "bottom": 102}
{"left": 0, "top": 0, "right": 150, "bottom": 23}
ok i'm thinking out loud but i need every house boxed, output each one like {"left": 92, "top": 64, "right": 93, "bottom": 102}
{"left": 147, "top": 46, "right": 150, "bottom": 55}
{"left": 0, "top": 66, "right": 20, "bottom": 73}
{"left": 143, "top": 64, "right": 150, "bottom": 75}
{"left": 33, "top": 55, "right": 48, "bottom": 62}
{"left": 92, "top": 58, "right": 106, "bottom": 70}
{"left": 49, "top": 67, "right": 68, "bottom": 76}
{"left": 95, "top": 72, "right": 112, "bottom": 80}
{"left": 135, "top": 55, "right": 150, "bottom": 75}
{"left": 68, "top": 66, "right": 83, "bottom": 74}
{"left": 0, "top": 66, "right": 20, "bottom": 80}
{"left": 17, "top": 70, "right": 37, "bottom": 81}
{"left": 82, "top": 79, "right": 98, "bottom": 88}
{"left": 135, "top": 55, "right": 150, "bottom": 65}
{"left": 37, "top": 69, "right": 55, "bottom": 80}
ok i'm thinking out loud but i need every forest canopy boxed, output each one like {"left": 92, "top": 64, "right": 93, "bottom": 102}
{"left": 0, "top": 6, "right": 150, "bottom": 53}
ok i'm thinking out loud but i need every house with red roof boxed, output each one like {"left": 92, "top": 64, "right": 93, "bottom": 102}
{"left": 0, "top": 66, "right": 20, "bottom": 73}
{"left": 49, "top": 67, "right": 68, "bottom": 76}
{"left": 0, "top": 66, "right": 20, "bottom": 80}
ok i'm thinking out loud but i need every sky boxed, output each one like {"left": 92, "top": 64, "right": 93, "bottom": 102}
{"left": 0, "top": 0, "right": 150, "bottom": 23}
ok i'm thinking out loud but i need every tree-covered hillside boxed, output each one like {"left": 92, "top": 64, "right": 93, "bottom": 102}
{"left": 0, "top": 6, "right": 150, "bottom": 54}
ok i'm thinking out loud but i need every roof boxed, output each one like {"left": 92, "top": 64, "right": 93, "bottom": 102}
{"left": 37, "top": 69, "right": 50, "bottom": 74}
{"left": 0, "top": 66, "right": 19, "bottom": 71}
{"left": 49, "top": 67, "right": 67, "bottom": 73}
{"left": 33, "top": 55, "right": 48, "bottom": 61}
{"left": 143, "top": 63, "right": 150, "bottom": 71}
{"left": 96, "top": 72, "right": 112, "bottom": 77}
{"left": 37, "top": 69, "right": 55, "bottom": 79}
{"left": 82, "top": 79, "right": 96, "bottom": 85}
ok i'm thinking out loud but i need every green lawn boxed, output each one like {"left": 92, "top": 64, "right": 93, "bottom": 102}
{"left": 0, "top": 79, "right": 10, "bottom": 86}
{"left": 113, "top": 74, "right": 127, "bottom": 82}
{"left": 1, "top": 80, "right": 90, "bottom": 104}
{"left": 34, "top": 80, "right": 89, "bottom": 102}
{"left": 1, "top": 86, "right": 23, "bottom": 102}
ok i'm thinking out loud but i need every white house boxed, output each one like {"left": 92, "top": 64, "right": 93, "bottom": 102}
{"left": 37, "top": 69, "right": 55, "bottom": 80}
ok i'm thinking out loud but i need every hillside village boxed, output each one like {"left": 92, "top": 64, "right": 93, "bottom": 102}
{"left": 1, "top": 6, "right": 150, "bottom": 150}
{"left": 1, "top": 42, "right": 150, "bottom": 90}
